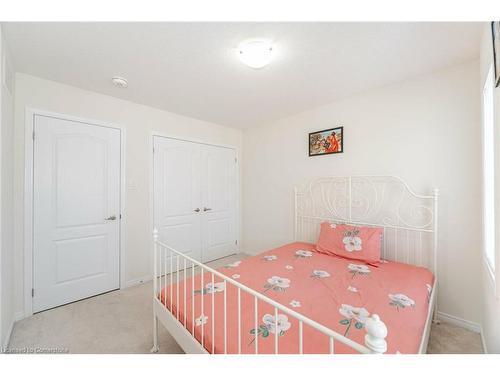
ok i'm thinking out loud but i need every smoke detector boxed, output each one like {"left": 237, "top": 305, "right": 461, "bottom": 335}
{"left": 111, "top": 76, "right": 128, "bottom": 88}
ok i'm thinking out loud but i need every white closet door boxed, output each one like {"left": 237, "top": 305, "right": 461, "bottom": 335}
{"left": 153, "top": 137, "right": 202, "bottom": 263}
{"left": 201, "top": 144, "right": 237, "bottom": 262}
{"left": 33, "top": 115, "right": 121, "bottom": 313}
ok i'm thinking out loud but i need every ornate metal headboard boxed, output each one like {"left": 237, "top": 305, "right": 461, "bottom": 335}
{"left": 294, "top": 176, "right": 438, "bottom": 274}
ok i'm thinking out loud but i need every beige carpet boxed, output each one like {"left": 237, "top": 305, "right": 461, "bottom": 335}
{"left": 426, "top": 320, "right": 483, "bottom": 354}
{"left": 8, "top": 253, "right": 483, "bottom": 354}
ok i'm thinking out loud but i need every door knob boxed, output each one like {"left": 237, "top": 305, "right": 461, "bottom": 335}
{"left": 203, "top": 207, "right": 212, "bottom": 212}
{"left": 105, "top": 215, "right": 117, "bottom": 221}
{"left": 194, "top": 208, "right": 201, "bottom": 212}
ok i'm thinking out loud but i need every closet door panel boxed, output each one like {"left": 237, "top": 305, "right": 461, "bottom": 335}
{"left": 153, "top": 137, "right": 202, "bottom": 265}
{"left": 154, "top": 136, "right": 237, "bottom": 266}
{"left": 201, "top": 145, "right": 237, "bottom": 262}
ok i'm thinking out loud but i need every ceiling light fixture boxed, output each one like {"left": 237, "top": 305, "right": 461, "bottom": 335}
{"left": 237, "top": 40, "right": 274, "bottom": 69}
{"left": 111, "top": 76, "right": 128, "bottom": 88}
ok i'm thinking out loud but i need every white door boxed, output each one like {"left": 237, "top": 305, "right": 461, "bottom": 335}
{"left": 153, "top": 137, "right": 237, "bottom": 265}
{"left": 201, "top": 144, "right": 237, "bottom": 262}
{"left": 153, "top": 137, "right": 202, "bottom": 263}
{"left": 33, "top": 115, "right": 121, "bottom": 312}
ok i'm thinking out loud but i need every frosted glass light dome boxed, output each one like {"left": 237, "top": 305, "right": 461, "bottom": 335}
{"left": 237, "top": 40, "right": 274, "bottom": 69}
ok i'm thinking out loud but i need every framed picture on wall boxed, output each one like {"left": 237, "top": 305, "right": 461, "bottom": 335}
{"left": 492, "top": 21, "right": 500, "bottom": 87}
{"left": 308, "top": 126, "right": 343, "bottom": 156}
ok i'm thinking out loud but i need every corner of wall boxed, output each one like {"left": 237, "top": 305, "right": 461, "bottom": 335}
{"left": 480, "top": 324, "right": 489, "bottom": 354}
{"left": 0, "top": 23, "right": 17, "bottom": 349}
{"left": 479, "top": 21, "right": 500, "bottom": 354}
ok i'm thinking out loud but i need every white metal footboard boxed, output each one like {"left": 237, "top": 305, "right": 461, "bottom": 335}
{"left": 151, "top": 229, "right": 388, "bottom": 355}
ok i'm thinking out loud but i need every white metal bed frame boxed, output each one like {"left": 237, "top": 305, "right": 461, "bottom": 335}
{"left": 151, "top": 176, "right": 438, "bottom": 354}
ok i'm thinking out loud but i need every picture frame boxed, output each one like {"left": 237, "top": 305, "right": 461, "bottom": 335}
{"left": 492, "top": 21, "right": 500, "bottom": 87}
{"left": 308, "top": 126, "right": 343, "bottom": 157}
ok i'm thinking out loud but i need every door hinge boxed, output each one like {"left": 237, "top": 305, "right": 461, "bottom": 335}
{"left": 32, "top": 131, "right": 35, "bottom": 141}
{"left": 235, "top": 240, "right": 238, "bottom": 245}
{"left": 31, "top": 288, "right": 34, "bottom": 297}
{"left": 235, "top": 157, "right": 237, "bottom": 163}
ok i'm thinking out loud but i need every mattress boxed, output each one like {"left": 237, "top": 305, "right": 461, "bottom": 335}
{"left": 160, "top": 242, "right": 434, "bottom": 354}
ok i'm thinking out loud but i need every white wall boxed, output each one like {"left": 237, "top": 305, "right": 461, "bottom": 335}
{"left": 479, "top": 23, "right": 500, "bottom": 354}
{"left": 13, "top": 73, "right": 243, "bottom": 318}
{"left": 243, "top": 60, "right": 482, "bottom": 325}
{"left": 0, "top": 25, "right": 16, "bottom": 347}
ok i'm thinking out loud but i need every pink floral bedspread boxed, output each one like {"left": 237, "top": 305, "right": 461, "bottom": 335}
{"left": 160, "top": 242, "right": 434, "bottom": 354}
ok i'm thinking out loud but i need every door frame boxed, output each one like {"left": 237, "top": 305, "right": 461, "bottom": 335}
{"left": 149, "top": 132, "right": 240, "bottom": 269}
{"left": 23, "top": 108, "right": 126, "bottom": 318}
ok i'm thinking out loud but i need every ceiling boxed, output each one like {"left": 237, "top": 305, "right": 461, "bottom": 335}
{"left": 3, "top": 22, "right": 483, "bottom": 129}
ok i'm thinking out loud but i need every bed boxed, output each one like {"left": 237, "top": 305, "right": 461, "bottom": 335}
{"left": 151, "top": 176, "right": 439, "bottom": 354}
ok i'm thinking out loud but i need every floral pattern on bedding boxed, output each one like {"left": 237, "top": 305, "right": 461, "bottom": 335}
{"left": 263, "top": 276, "right": 291, "bottom": 293}
{"left": 338, "top": 304, "right": 370, "bottom": 337}
{"left": 262, "top": 255, "right": 278, "bottom": 262}
{"left": 348, "top": 263, "right": 371, "bottom": 278}
{"left": 160, "top": 242, "right": 434, "bottom": 354}
{"left": 295, "top": 249, "right": 313, "bottom": 258}
{"left": 224, "top": 260, "right": 242, "bottom": 269}
{"left": 310, "top": 270, "right": 331, "bottom": 279}
{"left": 388, "top": 293, "right": 415, "bottom": 311}
{"left": 342, "top": 228, "right": 363, "bottom": 252}
{"left": 249, "top": 314, "right": 292, "bottom": 345}
{"left": 194, "top": 282, "right": 225, "bottom": 295}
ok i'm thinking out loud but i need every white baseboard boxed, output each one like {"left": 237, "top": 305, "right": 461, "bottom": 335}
{"left": 480, "top": 325, "right": 489, "bottom": 354}
{"left": 2, "top": 318, "right": 14, "bottom": 349}
{"left": 15, "top": 311, "right": 25, "bottom": 322}
{"left": 437, "top": 311, "right": 481, "bottom": 333}
{"left": 124, "top": 275, "right": 152, "bottom": 289}
{"left": 1, "top": 309, "right": 26, "bottom": 348}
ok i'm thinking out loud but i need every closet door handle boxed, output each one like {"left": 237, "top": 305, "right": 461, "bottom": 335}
{"left": 203, "top": 207, "right": 212, "bottom": 212}
{"left": 194, "top": 208, "right": 201, "bottom": 213}
{"left": 105, "top": 215, "right": 117, "bottom": 221}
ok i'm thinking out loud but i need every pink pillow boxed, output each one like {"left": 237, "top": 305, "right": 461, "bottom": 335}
{"left": 315, "top": 222, "right": 382, "bottom": 264}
